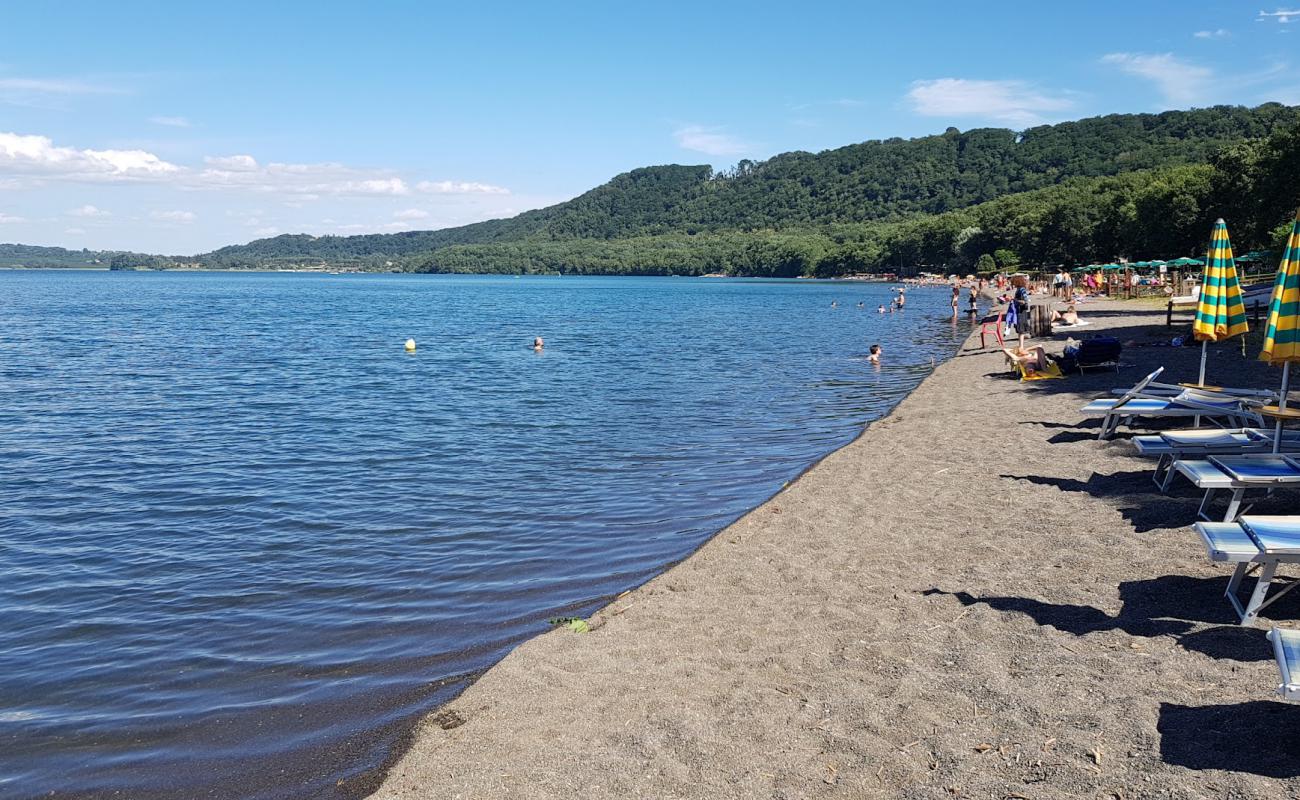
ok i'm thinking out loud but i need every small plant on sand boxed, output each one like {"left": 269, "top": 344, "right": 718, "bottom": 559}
{"left": 547, "top": 616, "right": 590, "bottom": 633}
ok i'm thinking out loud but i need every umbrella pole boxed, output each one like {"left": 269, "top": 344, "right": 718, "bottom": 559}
{"left": 1195, "top": 340, "right": 1208, "bottom": 427}
{"left": 1274, "top": 362, "right": 1291, "bottom": 454}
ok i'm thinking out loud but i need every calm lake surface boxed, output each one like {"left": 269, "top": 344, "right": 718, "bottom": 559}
{"left": 1, "top": 272, "right": 969, "bottom": 799}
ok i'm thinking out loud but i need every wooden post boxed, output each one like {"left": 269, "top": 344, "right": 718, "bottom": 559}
{"left": 1167, "top": 300, "right": 1174, "bottom": 328}
{"left": 1030, "top": 303, "right": 1053, "bottom": 338}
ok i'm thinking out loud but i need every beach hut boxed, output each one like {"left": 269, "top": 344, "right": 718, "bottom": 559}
{"left": 1193, "top": 219, "right": 1249, "bottom": 386}
{"left": 1260, "top": 211, "right": 1300, "bottom": 451}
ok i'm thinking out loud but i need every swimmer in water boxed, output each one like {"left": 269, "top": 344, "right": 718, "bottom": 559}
{"left": 857, "top": 301, "right": 864, "bottom": 309}
{"left": 831, "top": 300, "right": 838, "bottom": 308}
{"left": 532, "top": 336, "right": 544, "bottom": 351}
{"left": 878, "top": 304, "right": 886, "bottom": 313}
{"left": 868, "top": 344, "right": 882, "bottom": 364}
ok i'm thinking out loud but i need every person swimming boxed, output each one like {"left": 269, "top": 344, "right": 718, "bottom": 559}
{"left": 878, "top": 304, "right": 886, "bottom": 313}
{"left": 857, "top": 301, "right": 865, "bottom": 309}
{"left": 532, "top": 336, "right": 544, "bottom": 351}
{"left": 868, "top": 344, "right": 882, "bottom": 364}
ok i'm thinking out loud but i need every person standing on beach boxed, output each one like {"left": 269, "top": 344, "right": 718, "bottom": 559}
{"left": 1010, "top": 274, "right": 1031, "bottom": 348}
{"left": 967, "top": 284, "right": 979, "bottom": 315}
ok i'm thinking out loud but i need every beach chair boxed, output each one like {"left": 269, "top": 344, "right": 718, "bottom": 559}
{"left": 1173, "top": 455, "right": 1300, "bottom": 522}
{"left": 1080, "top": 369, "right": 1263, "bottom": 439}
{"left": 1085, "top": 385, "right": 1262, "bottom": 440}
{"left": 1002, "top": 349, "right": 1064, "bottom": 381}
{"left": 1133, "top": 428, "right": 1300, "bottom": 491}
{"left": 1111, "top": 381, "right": 1276, "bottom": 402}
{"left": 1060, "top": 337, "right": 1121, "bottom": 373}
{"left": 979, "top": 310, "right": 1005, "bottom": 349}
{"left": 1195, "top": 517, "right": 1300, "bottom": 624}
{"left": 1267, "top": 627, "right": 1300, "bottom": 700}
{"left": 1171, "top": 284, "right": 1201, "bottom": 306}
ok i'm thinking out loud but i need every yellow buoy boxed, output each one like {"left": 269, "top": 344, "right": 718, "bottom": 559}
{"left": 404, "top": 338, "right": 417, "bottom": 352}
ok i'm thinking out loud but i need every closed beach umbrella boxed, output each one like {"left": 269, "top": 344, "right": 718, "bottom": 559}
{"left": 1192, "top": 219, "right": 1249, "bottom": 386}
{"left": 1260, "top": 211, "right": 1300, "bottom": 451}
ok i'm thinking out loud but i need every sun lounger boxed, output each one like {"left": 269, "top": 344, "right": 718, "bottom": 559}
{"left": 1195, "top": 517, "right": 1300, "bottom": 624}
{"left": 1002, "top": 349, "right": 1064, "bottom": 381}
{"left": 1174, "top": 456, "right": 1300, "bottom": 521}
{"left": 1133, "top": 429, "right": 1300, "bottom": 491}
{"left": 1111, "top": 382, "right": 1277, "bottom": 402}
{"left": 1081, "top": 368, "right": 1263, "bottom": 439}
{"left": 1171, "top": 285, "right": 1201, "bottom": 306}
{"left": 1267, "top": 627, "right": 1300, "bottom": 700}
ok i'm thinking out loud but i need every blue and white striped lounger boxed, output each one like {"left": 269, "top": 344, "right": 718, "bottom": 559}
{"left": 1132, "top": 429, "right": 1300, "bottom": 491}
{"left": 1081, "top": 368, "right": 1261, "bottom": 439}
{"left": 1172, "top": 456, "right": 1300, "bottom": 521}
{"left": 1195, "top": 518, "right": 1300, "bottom": 624}
{"left": 1267, "top": 627, "right": 1300, "bottom": 701}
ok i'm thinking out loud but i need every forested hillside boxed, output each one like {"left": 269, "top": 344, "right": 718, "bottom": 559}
{"left": 0, "top": 244, "right": 170, "bottom": 269}
{"left": 10, "top": 104, "right": 1296, "bottom": 277}
{"left": 193, "top": 104, "right": 1300, "bottom": 272}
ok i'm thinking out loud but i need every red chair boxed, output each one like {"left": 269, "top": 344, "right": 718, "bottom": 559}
{"left": 979, "top": 309, "right": 1005, "bottom": 349}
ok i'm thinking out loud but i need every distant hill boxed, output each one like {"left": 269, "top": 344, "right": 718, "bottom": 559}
{"left": 0, "top": 244, "right": 172, "bottom": 270}
{"left": 10, "top": 103, "right": 1299, "bottom": 277}
{"left": 191, "top": 103, "right": 1300, "bottom": 273}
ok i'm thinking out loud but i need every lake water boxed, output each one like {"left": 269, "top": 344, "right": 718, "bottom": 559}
{"left": 0, "top": 272, "right": 968, "bottom": 799}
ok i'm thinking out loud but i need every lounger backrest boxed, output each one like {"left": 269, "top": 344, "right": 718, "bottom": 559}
{"left": 1116, "top": 367, "right": 1165, "bottom": 406}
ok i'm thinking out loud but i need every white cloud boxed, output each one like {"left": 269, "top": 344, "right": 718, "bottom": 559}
{"left": 252, "top": 226, "right": 280, "bottom": 237}
{"left": 0, "top": 77, "right": 112, "bottom": 94}
{"left": 0, "top": 76, "right": 125, "bottom": 109}
{"left": 0, "top": 132, "right": 180, "bottom": 179}
{"left": 0, "top": 212, "right": 24, "bottom": 223}
{"left": 64, "top": 227, "right": 85, "bottom": 235}
{"left": 394, "top": 208, "right": 431, "bottom": 220}
{"left": 150, "top": 116, "right": 192, "bottom": 128}
{"left": 204, "top": 154, "right": 259, "bottom": 171}
{"left": 1259, "top": 9, "right": 1299, "bottom": 23}
{"left": 151, "top": 210, "right": 196, "bottom": 223}
{"left": 69, "top": 204, "right": 110, "bottom": 217}
{"left": 0, "top": 132, "right": 514, "bottom": 207}
{"left": 1193, "top": 29, "right": 1230, "bottom": 39}
{"left": 416, "top": 180, "right": 510, "bottom": 195}
{"left": 197, "top": 158, "right": 412, "bottom": 196}
{"left": 1101, "top": 53, "right": 1214, "bottom": 105}
{"left": 673, "top": 125, "right": 753, "bottom": 156}
{"left": 906, "top": 79, "right": 1073, "bottom": 126}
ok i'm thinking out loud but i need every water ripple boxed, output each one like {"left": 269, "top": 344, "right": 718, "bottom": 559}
{"left": 0, "top": 272, "right": 966, "bottom": 798}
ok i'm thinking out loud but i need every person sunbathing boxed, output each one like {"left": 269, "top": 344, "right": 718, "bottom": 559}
{"left": 1052, "top": 304, "right": 1081, "bottom": 325}
{"left": 1003, "top": 344, "right": 1051, "bottom": 373}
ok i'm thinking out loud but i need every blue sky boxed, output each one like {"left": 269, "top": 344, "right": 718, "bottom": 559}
{"left": 1, "top": 1, "right": 1298, "bottom": 254}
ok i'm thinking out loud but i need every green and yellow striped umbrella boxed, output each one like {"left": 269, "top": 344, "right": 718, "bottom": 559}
{"left": 1260, "top": 211, "right": 1300, "bottom": 450}
{"left": 1192, "top": 219, "right": 1248, "bottom": 386}
{"left": 1261, "top": 211, "right": 1300, "bottom": 363}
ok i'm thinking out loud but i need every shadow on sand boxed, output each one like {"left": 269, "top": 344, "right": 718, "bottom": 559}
{"left": 924, "top": 575, "right": 1287, "bottom": 662}
{"left": 1159, "top": 701, "right": 1300, "bottom": 778}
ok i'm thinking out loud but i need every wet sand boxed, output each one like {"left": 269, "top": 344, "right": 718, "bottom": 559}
{"left": 371, "top": 300, "right": 1300, "bottom": 799}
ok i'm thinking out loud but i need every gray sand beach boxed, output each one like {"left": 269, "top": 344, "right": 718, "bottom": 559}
{"left": 371, "top": 300, "right": 1300, "bottom": 799}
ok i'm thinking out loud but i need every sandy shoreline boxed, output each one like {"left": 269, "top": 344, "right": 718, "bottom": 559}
{"left": 370, "top": 300, "right": 1300, "bottom": 799}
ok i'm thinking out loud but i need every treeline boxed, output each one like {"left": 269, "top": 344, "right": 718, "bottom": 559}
{"left": 192, "top": 104, "right": 1300, "bottom": 270}
{"left": 401, "top": 118, "right": 1299, "bottom": 278}
{"left": 0, "top": 244, "right": 171, "bottom": 270}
